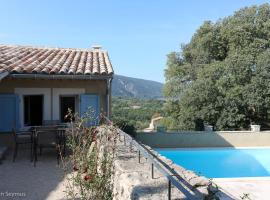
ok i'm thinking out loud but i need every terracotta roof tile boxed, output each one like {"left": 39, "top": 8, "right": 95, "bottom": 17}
{"left": 0, "top": 44, "right": 114, "bottom": 76}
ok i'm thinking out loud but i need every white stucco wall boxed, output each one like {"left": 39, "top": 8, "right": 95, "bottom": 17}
{"left": 52, "top": 88, "right": 85, "bottom": 120}
{"left": 15, "top": 88, "right": 51, "bottom": 128}
{"left": 136, "top": 131, "right": 270, "bottom": 148}
{"left": 14, "top": 88, "right": 85, "bottom": 127}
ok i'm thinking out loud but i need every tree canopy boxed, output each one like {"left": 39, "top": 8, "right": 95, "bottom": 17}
{"left": 112, "top": 97, "right": 164, "bottom": 131}
{"left": 163, "top": 4, "right": 270, "bottom": 130}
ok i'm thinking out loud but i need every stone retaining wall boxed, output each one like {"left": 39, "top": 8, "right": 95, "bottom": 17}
{"left": 113, "top": 137, "right": 235, "bottom": 199}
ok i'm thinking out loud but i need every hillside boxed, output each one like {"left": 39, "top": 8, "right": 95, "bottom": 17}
{"left": 112, "top": 97, "right": 165, "bottom": 130}
{"left": 112, "top": 75, "right": 163, "bottom": 99}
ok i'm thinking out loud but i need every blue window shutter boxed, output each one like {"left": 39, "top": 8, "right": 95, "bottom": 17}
{"left": 80, "top": 94, "right": 100, "bottom": 126}
{"left": 0, "top": 94, "right": 20, "bottom": 132}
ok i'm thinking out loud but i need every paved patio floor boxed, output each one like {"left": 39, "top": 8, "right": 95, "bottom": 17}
{"left": 0, "top": 148, "right": 68, "bottom": 200}
{"left": 214, "top": 177, "right": 270, "bottom": 200}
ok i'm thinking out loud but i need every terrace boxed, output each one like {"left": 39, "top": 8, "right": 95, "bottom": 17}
{"left": 0, "top": 149, "right": 67, "bottom": 200}
{"left": 1, "top": 122, "right": 270, "bottom": 199}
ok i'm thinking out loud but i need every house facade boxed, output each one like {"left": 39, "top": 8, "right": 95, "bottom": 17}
{"left": 0, "top": 44, "right": 114, "bottom": 131}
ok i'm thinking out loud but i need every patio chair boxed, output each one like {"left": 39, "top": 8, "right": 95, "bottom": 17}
{"left": 33, "top": 127, "right": 64, "bottom": 166}
{"left": 12, "top": 128, "right": 33, "bottom": 162}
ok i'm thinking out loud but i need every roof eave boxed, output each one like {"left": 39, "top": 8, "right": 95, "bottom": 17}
{"left": 8, "top": 73, "right": 114, "bottom": 80}
{"left": 0, "top": 71, "right": 9, "bottom": 81}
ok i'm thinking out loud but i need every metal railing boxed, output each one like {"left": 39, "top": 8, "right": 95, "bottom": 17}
{"left": 101, "top": 115, "right": 201, "bottom": 200}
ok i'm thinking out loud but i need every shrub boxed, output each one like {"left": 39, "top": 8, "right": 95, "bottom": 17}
{"left": 62, "top": 110, "right": 118, "bottom": 200}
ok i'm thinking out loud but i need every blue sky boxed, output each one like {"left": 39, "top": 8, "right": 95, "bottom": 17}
{"left": 0, "top": 0, "right": 267, "bottom": 82}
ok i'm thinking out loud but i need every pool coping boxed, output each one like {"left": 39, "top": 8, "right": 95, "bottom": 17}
{"left": 213, "top": 176, "right": 270, "bottom": 182}
{"left": 156, "top": 146, "right": 270, "bottom": 150}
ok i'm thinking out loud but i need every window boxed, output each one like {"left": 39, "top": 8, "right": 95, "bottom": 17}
{"left": 60, "top": 96, "right": 76, "bottom": 122}
{"left": 24, "top": 95, "right": 43, "bottom": 126}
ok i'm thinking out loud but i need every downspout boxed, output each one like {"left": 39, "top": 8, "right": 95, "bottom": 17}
{"left": 51, "top": 88, "right": 53, "bottom": 124}
{"left": 106, "top": 77, "right": 113, "bottom": 118}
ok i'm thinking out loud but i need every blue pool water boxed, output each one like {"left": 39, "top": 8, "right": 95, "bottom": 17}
{"left": 157, "top": 148, "right": 270, "bottom": 178}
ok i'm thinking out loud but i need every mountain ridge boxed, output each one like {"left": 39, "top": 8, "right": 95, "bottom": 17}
{"left": 111, "top": 74, "right": 163, "bottom": 99}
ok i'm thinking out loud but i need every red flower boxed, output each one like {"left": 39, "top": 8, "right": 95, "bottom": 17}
{"left": 91, "top": 131, "right": 97, "bottom": 142}
{"left": 84, "top": 175, "right": 92, "bottom": 181}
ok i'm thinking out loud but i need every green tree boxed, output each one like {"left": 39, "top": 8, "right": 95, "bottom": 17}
{"left": 164, "top": 4, "right": 270, "bottom": 130}
{"left": 112, "top": 97, "right": 165, "bottom": 131}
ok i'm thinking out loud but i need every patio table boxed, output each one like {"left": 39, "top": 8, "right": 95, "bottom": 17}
{"left": 32, "top": 125, "right": 68, "bottom": 167}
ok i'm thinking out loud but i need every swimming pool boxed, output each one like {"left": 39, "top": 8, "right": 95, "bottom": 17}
{"left": 157, "top": 148, "right": 270, "bottom": 178}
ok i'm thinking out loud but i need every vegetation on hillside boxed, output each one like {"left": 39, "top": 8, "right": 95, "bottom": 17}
{"left": 111, "top": 97, "right": 165, "bottom": 131}
{"left": 163, "top": 4, "right": 270, "bottom": 131}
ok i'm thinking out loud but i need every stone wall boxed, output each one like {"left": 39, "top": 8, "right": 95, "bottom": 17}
{"left": 113, "top": 136, "right": 235, "bottom": 199}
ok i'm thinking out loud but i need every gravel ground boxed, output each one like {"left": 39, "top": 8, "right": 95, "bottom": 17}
{"left": 0, "top": 148, "right": 68, "bottom": 200}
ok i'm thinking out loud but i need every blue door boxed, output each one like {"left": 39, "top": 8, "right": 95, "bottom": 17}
{"left": 80, "top": 94, "right": 100, "bottom": 126}
{"left": 0, "top": 94, "right": 20, "bottom": 132}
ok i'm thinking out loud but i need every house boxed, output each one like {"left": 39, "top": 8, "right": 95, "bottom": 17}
{"left": 0, "top": 44, "right": 114, "bottom": 132}
{"left": 143, "top": 116, "right": 163, "bottom": 132}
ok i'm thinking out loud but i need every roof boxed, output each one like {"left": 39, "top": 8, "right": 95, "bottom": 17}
{"left": 0, "top": 44, "right": 114, "bottom": 77}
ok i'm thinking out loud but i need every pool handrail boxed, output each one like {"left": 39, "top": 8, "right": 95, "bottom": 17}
{"left": 101, "top": 115, "right": 201, "bottom": 200}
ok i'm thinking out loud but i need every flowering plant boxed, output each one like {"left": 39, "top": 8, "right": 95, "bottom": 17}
{"left": 62, "top": 109, "right": 118, "bottom": 200}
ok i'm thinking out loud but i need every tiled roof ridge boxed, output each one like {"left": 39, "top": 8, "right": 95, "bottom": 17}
{"left": 0, "top": 44, "right": 108, "bottom": 53}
